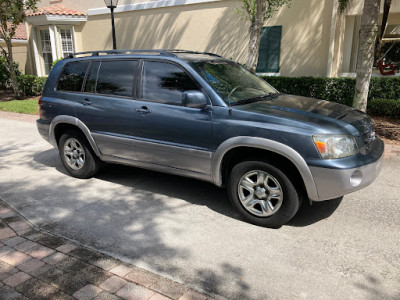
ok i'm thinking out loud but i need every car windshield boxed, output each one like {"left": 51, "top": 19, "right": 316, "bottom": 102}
{"left": 189, "top": 60, "right": 277, "bottom": 105}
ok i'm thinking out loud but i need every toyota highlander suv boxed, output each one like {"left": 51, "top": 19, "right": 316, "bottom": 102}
{"left": 36, "top": 49, "right": 384, "bottom": 228}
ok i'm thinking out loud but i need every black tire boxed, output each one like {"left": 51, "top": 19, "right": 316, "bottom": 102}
{"left": 227, "top": 161, "right": 300, "bottom": 228}
{"left": 58, "top": 130, "right": 100, "bottom": 179}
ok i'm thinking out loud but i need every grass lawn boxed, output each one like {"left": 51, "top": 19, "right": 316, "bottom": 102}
{"left": 0, "top": 99, "right": 38, "bottom": 115}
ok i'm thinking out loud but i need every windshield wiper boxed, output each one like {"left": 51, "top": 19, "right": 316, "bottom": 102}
{"left": 232, "top": 93, "right": 280, "bottom": 106}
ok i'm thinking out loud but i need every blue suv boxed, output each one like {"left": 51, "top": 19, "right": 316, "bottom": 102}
{"left": 37, "top": 50, "right": 384, "bottom": 228}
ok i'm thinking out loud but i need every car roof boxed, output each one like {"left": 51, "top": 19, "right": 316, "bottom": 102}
{"left": 62, "top": 49, "right": 225, "bottom": 63}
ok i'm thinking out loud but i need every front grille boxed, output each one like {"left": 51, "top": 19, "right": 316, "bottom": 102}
{"left": 350, "top": 116, "right": 376, "bottom": 151}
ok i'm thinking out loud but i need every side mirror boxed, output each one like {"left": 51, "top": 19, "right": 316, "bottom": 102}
{"left": 182, "top": 91, "right": 208, "bottom": 109}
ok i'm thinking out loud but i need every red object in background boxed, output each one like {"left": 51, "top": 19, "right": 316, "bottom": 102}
{"left": 378, "top": 60, "right": 396, "bottom": 75}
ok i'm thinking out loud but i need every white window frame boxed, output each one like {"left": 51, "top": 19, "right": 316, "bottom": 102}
{"left": 38, "top": 28, "right": 54, "bottom": 76}
{"left": 59, "top": 27, "right": 75, "bottom": 58}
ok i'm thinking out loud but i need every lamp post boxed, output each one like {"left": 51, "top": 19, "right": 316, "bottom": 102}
{"left": 104, "top": 0, "right": 119, "bottom": 50}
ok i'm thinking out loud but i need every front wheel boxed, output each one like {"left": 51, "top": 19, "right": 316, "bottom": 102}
{"left": 227, "top": 161, "right": 300, "bottom": 228}
{"left": 58, "top": 130, "right": 100, "bottom": 179}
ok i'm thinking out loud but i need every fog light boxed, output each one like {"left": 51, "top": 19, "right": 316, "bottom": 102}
{"left": 350, "top": 170, "right": 363, "bottom": 187}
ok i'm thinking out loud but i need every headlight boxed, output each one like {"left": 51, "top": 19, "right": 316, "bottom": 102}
{"left": 313, "top": 135, "right": 359, "bottom": 159}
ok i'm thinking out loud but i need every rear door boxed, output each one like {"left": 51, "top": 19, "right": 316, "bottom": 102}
{"left": 74, "top": 59, "right": 139, "bottom": 160}
{"left": 132, "top": 60, "right": 213, "bottom": 176}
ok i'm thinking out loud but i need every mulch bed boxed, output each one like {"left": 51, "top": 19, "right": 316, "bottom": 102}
{"left": 371, "top": 116, "right": 400, "bottom": 145}
{"left": 0, "top": 89, "right": 16, "bottom": 102}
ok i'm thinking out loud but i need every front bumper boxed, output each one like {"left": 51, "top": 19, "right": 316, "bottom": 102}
{"left": 309, "top": 139, "right": 384, "bottom": 201}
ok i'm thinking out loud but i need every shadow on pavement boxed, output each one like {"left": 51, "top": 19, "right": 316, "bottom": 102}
{"left": 287, "top": 197, "right": 343, "bottom": 227}
{"left": 33, "top": 149, "right": 343, "bottom": 229}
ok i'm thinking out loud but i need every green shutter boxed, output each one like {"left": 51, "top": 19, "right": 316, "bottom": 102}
{"left": 256, "top": 26, "right": 282, "bottom": 73}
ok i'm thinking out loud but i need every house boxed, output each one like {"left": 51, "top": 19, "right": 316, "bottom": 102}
{"left": 0, "top": 24, "right": 31, "bottom": 74}
{"left": 7, "top": 0, "right": 400, "bottom": 77}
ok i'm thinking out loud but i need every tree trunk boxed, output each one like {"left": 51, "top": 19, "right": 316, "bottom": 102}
{"left": 353, "top": 0, "right": 380, "bottom": 112}
{"left": 4, "top": 38, "right": 20, "bottom": 99}
{"left": 247, "top": 0, "right": 266, "bottom": 72}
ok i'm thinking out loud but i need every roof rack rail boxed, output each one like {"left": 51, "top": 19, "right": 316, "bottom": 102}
{"left": 165, "top": 49, "right": 223, "bottom": 58}
{"left": 65, "top": 49, "right": 224, "bottom": 59}
{"left": 66, "top": 49, "right": 176, "bottom": 59}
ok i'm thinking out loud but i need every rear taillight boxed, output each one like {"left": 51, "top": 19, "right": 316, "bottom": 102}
{"left": 38, "top": 97, "right": 43, "bottom": 119}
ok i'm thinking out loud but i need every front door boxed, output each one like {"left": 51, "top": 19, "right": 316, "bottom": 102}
{"left": 132, "top": 60, "right": 213, "bottom": 176}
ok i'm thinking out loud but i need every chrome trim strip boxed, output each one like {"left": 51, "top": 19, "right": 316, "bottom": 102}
{"left": 211, "top": 136, "right": 319, "bottom": 201}
{"left": 92, "top": 132, "right": 212, "bottom": 158}
{"left": 133, "top": 137, "right": 212, "bottom": 159}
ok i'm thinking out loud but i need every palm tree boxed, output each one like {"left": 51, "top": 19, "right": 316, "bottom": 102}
{"left": 352, "top": 0, "right": 381, "bottom": 112}
{"left": 341, "top": 0, "right": 396, "bottom": 112}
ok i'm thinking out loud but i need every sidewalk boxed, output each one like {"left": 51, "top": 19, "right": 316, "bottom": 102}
{"left": 0, "top": 201, "right": 212, "bottom": 300}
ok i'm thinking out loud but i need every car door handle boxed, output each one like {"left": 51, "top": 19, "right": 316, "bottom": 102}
{"left": 136, "top": 106, "right": 151, "bottom": 114}
{"left": 82, "top": 98, "right": 92, "bottom": 106}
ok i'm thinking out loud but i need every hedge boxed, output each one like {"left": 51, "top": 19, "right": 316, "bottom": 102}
{"left": 17, "top": 75, "right": 47, "bottom": 97}
{"left": 367, "top": 99, "right": 400, "bottom": 118}
{"left": 261, "top": 76, "right": 400, "bottom": 107}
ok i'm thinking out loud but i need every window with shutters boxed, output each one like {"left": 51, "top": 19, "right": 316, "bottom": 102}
{"left": 256, "top": 26, "right": 282, "bottom": 73}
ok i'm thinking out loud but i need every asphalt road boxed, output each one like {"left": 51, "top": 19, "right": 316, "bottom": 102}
{"left": 0, "top": 117, "right": 399, "bottom": 300}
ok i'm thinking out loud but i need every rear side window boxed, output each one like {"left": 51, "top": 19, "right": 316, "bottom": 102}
{"left": 57, "top": 62, "right": 89, "bottom": 92}
{"left": 95, "top": 60, "right": 137, "bottom": 97}
{"left": 142, "top": 61, "right": 199, "bottom": 104}
{"left": 84, "top": 62, "right": 100, "bottom": 94}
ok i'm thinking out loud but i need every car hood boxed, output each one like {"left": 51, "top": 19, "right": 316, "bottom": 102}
{"left": 234, "top": 93, "right": 370, "bottom": 122}
{"left": 233, "top": 94, "right": 375, "bottom": 145}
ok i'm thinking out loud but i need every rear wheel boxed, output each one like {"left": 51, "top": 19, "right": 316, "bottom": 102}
{"left": 228, "top": 161, "right": 300, "bottom": 228}
{"left": 58, "top": 130, "right": 100, "bottom": 179}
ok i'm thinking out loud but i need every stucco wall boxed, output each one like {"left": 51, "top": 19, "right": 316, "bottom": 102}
{"left": 81, "top": 0, "right": 335, "bottom": 77}
{"left": 37, "top": 0, "right": 153, "bottom": 12}
{"left": 264, "top": 0, "right": 334, "bottom": 76}
{"left": 0, "top": 42, "right": 31, "bottom": 74}
{"left": 347, "top": 0, "right": 400, "bottom": 16}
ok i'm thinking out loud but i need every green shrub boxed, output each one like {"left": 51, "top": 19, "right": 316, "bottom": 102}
{"left": 51, "top": 58, "right": 63, "bottom": 70}
{"left": 17, "top": 75, "right": 47, "bottom": 97}
{"left": 367, "top": 99, "right": 400, "bottom": 118}
{"left": 0, "top": 56, "right": 21, "bottom": 89}
{"left": 261, "top": 76, "right": 400, "bottom": 107}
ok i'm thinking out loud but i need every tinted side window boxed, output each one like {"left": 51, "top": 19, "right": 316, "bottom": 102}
{"left": 84, "top": 62, "right": 100, "bottom": 94}
{"left": 96, "top": 60, "right": 137, "bottom": 97}
{"left": 142, "top": 61, "right": 199, "bottom": 104}
{"left": 57, "top": 62, "right": 89, "bottom": 92}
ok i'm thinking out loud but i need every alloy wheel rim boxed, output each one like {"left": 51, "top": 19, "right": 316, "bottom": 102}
{"left": 237, "top": 170, "right": 283, "bottom": 217}
{"left": 64, "top": 138, "right": 86, "bottom": 170}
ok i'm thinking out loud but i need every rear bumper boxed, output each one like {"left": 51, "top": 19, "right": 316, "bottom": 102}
{"left": 309, "top": 139, "right": 384, "bottom": 201}
{"left": 36, "top": 119, "right": 51, "bottom": 144}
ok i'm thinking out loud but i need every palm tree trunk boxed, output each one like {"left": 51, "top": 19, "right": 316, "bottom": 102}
{"left": 5, "top": 39, "right": 20, "bottom": 99}
{"left": 353, "top": 0, "right": 381, "bottom": 112}
{"left": 247, "top": 0, "right": 266, "bottom": 72}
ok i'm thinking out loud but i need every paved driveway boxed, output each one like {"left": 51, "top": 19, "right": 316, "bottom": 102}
{"left": 0, "top": 117, "right": 399, "bottom": 300}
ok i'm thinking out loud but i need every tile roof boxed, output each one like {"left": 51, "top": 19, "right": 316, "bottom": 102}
{"left": 26, "top": 4, "right": 86, "bottom": 17}
{"left": 13, "top": 24, "right": 27, "bottom": 40}
{"left": 4, "top": 23, "right": 27, "bottom": 40}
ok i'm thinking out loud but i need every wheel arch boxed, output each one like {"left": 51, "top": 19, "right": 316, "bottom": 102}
{"left": 49, "top": 115, "right": 101, "bottom": 157}
{"left": 212, "top": 137, "right": 319, "bottom": 201}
